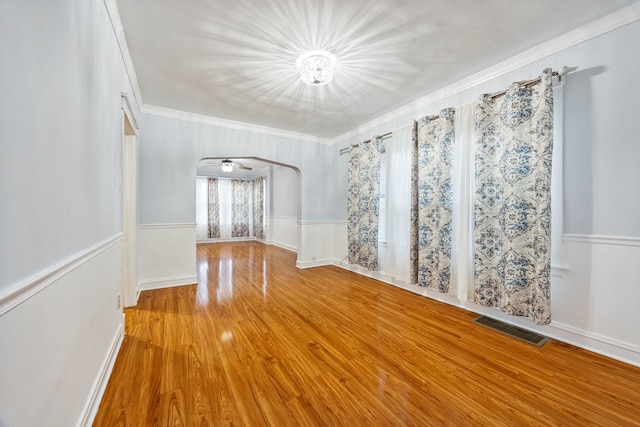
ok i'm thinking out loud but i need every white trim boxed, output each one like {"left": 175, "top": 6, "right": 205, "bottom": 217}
{"left": 270, "top": 215, "right": 298, "bottom": 221}
{"left": 138, "top": 275, "right": 198, "bottom": 292}
{"left": 296, "top": 258, "right": 337, "bottom": 269}
{"left": 103, "top": 0, "right": 143, "bottom": 110}
{"left": 0, "top": 234, "right": 122, "bottom": 316}
{"left": 104, "top": 0, "right": 640, "bottom": 143}
{"left": 140, "top": 104, "right": 331, "bottom": 145}
{"left": 297, "top": 219, "right": 347, "bottom": 226}
{"left": 79, "top": 321, "right": 125, "bottom": 427}
{"left": 551, "top": 321, "right": 640, "bottom": 356}
{"left": 331, "top": 4, "right": 640, "bottom": 144}
{"left": 267, "top": 241, "right": 298, "bottom": 253}
{"left": 138, "top": 223, "right": 197, "bottom": 230}
{"left": 197, "top": 237, "right": 260, "bottom": 244}
{"left": 550, "top": 264, "right": 570, "bottom": 278}
{"left": 331, "top": 261, "right": 640, "bottom": 367}
{"left": 121, "top": 92, "right": 139, "bottom": 130}
{"left": 564, "top": 234, "right": 640, "bottom": 247}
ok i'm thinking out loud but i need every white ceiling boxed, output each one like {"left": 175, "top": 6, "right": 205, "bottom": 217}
{"left": 117, "top": 0, "right": 637, "bottom": 138}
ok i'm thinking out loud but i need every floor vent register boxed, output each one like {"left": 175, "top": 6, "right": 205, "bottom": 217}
{"left": 473, "top": 315, "right": 550, "bottom": 346}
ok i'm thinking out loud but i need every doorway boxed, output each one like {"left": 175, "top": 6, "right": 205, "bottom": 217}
{"left": 121, "top": 96, "right": 138, "bottom": 308}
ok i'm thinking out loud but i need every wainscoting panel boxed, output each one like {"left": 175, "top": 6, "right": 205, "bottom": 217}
{"left": 0, "top": 237, "right": 124, "bottom": 427}
{"left": 267, "top": 216, "right": 299, "bottom": 252}
{"left": 137, "top": 223, "right": 198, "bottom": 292}
{"left": 296, "top": 220, "right": 347, "bottom": 269}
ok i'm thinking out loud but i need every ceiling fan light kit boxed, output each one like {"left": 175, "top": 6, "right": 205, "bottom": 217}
{"left": 213, "top": 159, "right": 253, "bottom": 173}
{"left": 220, "top": 159, "right": 234, "bottom": 172}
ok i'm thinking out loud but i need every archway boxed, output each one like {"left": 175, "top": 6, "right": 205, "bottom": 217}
{"left": 195, "top": 157, "right": 301, "bottom": 253}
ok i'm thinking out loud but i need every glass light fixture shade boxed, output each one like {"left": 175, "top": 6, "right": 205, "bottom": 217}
{"left": 298, "top": 51, "right": 335, "bottom": 86}
{"left": 220, "top": 162, "right": 234, "bottom": 173}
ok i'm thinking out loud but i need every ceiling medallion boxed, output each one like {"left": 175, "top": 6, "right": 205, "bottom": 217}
{"left": 297, "top": 51, "right": 335, "bottom": 86}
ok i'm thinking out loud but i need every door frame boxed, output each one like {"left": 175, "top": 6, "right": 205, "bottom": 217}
{"left": 121, "top": 93, "right": 139, "bottom": 308}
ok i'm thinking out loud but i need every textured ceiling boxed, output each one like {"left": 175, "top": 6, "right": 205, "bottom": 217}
{"left": 117, "top": 0, "right": 637, "bottom": 138}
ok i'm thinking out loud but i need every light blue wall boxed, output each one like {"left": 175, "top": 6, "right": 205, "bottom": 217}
{"left": 139, "top": 20, "right": 640, "bottom": 238}
{"left": 138, "top": 115, "right": 339, "bottom": 222}
{"left": 0, "top": 0, "right": 139, "bottom": 289}
{"left": 271, "top": 166, "right": 300, "bottom": 218}
{"left": 0, "top": 0, "right": 140, "bottom": 425}
{"left": 333, "top": 21, "right": 640, "bottom": 238}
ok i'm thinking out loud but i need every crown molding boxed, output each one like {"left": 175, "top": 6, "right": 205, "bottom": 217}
{"left": 140, "top": 104, "right": 332, "bottom": 145}
{"left": 331, "top": 3, "right": 640, "bottom": 144}
{"left": 105, "top": 0, "right": 640, "bottom": 145}
{"left": 103, "top": 0, "right": 144, "bottom": 112}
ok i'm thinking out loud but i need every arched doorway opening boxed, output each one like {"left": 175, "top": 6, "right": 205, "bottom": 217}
{"left": 195, "top": 157, "right": 301, "bottom": 252}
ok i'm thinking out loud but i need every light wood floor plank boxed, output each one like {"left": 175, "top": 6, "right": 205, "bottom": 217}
{"left": 94, "top": 241, "right": 640, "bottom": 426}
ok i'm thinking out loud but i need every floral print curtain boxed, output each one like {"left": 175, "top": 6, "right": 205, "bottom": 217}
{"left": 415, "top": 108, "right": 456, "bottom": 292}
{"left": 207, "top": 178, "right": 220, "bottom": 239}
{"left": 253, "top": 177, "right": 265, "bottom": 239}
{"left": 231, "top": 179, "right": 250, "bottom": 237}
{"left": 474, "top": 68, "right": 554, "bottom": 325}
{"left": 348, "top": 136, "right": 384, "bottom": 271}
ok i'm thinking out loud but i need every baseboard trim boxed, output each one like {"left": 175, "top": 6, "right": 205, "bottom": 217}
{"left": 333, "top": 261, "right": 640, "bottom": 368}
{"left": 0, "top": 234, "right": 122, "bottom": 316}
{"left": 137, "top": 275, "right": 198, "bottom": 292}
{"left": 80, "top": 321, "right": 125, "bottom": 426}
{"left": 197, "top": 237, "right": 258, "bottom": 244}
{"left": 296, "top": 258, "right": 337, "bottom": 269}
{"left": 267, "top": 241, "right": 298, "bottom": 253}
{"left": 550, "top": 321, "right": 640, "bottom": 358}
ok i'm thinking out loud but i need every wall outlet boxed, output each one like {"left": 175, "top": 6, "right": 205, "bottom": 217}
{"left": 117, "top": 294, "right": 121, "bottom": 309}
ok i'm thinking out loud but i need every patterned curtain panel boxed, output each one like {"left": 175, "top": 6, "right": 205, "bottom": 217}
{"left": 253, "top": 177, "right": 265, "bottom": 239}
{"left": 347, "top": 136, "right": 384, "bottom": 271}
{"left": 231, "top": 179, "right": 250, "bottom": 237}
{"left": 207, "top": 178, "right": 220, "bottom": 239}
{"left": 474, "top": 68, "right": 554, "bottom": 326}
{"left": 416, "top": 108, "right": 456, "bottom": 292}
{"left": 409, "top": 126, "right": 419, "bottom": 285}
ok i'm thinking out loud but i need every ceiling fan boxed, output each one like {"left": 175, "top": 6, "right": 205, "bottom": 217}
{"left": 205, "top": 159, "right": 253, "bottom": 172}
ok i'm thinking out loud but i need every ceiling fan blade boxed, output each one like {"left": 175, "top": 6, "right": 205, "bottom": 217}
{"left": 235, "top": 165, "right": 252, "bottom": 170}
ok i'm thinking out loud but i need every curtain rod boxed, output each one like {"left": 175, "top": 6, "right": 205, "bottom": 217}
{"left": 486, "top": 67, "right": 567, "bottom": 100}
{"left": 339, "top": 132, "right": 392, "bottom": 155}
{"left": 339, "top": 67, "right": 568, "bottom": 156}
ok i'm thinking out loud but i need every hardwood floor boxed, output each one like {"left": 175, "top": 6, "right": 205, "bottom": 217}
{"left": 94, "top": 241, "right": 640, "bottom": 426}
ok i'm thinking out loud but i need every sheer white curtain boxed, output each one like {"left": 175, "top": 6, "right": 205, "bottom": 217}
{"left": 196, "top": 177, "right": 209, "bottom": 240}
{"left": 551, "top": 83, "right": 564, "bottom": 269}
{"left": 218, "top": 179, "right": 232, "bottom": 239}
{"left": 451, "top": 103, "right": 476, "bottom": 301}
{"left": 381, "top": 126, "right": 412, "bottom": 282}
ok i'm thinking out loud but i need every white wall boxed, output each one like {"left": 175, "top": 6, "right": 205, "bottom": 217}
{"left": 267, "top": 166, "right": 300, "bottom": 251}
{"left": 331, "top": 18, "right": 640, "bottom": 365}
{"left": 138, "top": 224, "right": 197, "bottom": 291}
{"left": 0, "top": 0, "right": 139, "bottom": 425}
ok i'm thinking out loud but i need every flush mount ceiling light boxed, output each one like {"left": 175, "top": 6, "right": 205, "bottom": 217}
{"left": 297, "top": 51, "right": 335, "bottom": 86}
